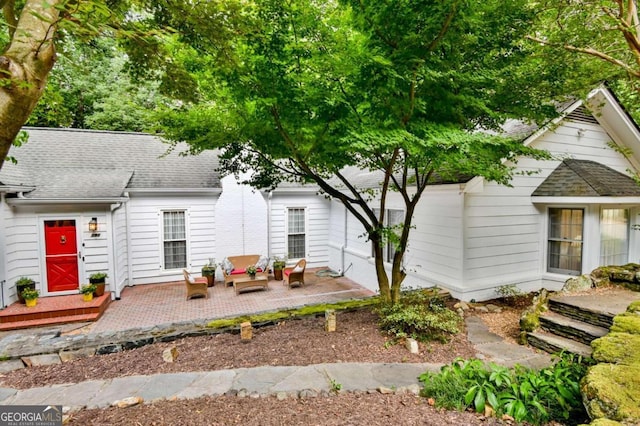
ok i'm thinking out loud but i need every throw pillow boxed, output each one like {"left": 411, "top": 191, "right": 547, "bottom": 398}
{"left": 187, "top": 273, "right": 195, "bottom": 284}
{"left": 292, "top": 265, "right": 304, "bottom": 273}
{"left": 255, "top": 256, "right": 269, "bottom": 272}
{"left": 222, "top": 258, "right": 234, "bottom": 274}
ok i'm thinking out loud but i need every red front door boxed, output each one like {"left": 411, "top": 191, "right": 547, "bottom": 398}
{"left": 44, "top": 220, "right": 80, "bottom": 292}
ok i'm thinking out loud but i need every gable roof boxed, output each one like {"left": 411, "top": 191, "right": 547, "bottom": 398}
{"left": 532, "top": 159, "right": 640, "bottom": 197}
{"left": 0, "top": 128, "right": 221, "bottom": 201}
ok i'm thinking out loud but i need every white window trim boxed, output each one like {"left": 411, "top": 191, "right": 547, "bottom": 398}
{"left": 546, "top": 206, "right": 584, "bottom": 276}
{"left": 285, "top": 207, "right": 308, "bottom": 261}
{"left": 159, "top": 209, "right": 190, "bottom": 272}
{"left": 371, "top": 207, "right": 405, "bottom": 264}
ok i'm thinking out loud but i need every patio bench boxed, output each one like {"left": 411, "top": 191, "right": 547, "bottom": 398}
{"left": 222, "top": 255, "right": 268, "bottom": 286}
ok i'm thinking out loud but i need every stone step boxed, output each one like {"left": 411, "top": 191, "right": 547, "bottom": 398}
{"left": 526, "top": 331, "right": 592, "bottom": 358}
{"left": 548, "top": 298, "right": 615, "bottom": 329}
{"left": 539, "top": 311, "right": 609, "bottom": 346}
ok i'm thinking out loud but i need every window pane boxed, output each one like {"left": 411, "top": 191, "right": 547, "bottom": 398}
{"left": 287, "top": 208, "right": 305, "bottom": 258}
{"left": 600, "top": 209, "right": 629, "bottom": 265}
{"left": 548, "top": 208, "right": 583, "bottom": 275}
{"left": 163, "top": 211, "right": 186, "bottom": 269}
{"left": 288, "top": 208, "right": 305, "bottom": 234}
{"left": 288, "top": 235, "right": 305, "bottom": 259}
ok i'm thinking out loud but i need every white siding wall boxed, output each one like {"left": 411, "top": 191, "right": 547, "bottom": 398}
{"left": 215, "top": 175, "right": 268, "bottom": 260}
{"left": 461, "top": 118, "right": 637, "bottom": 300}
{"left": 2, "top": 205, "right": 111, "bottom": 301}
{"left": 269, "top": 191, "right": 330, "bottom": 267}
{"left": 127, "top": 194, "right": 217, "bottom": 284}
{"left": 328, "top": 187, "right": 465, "bottom": 295}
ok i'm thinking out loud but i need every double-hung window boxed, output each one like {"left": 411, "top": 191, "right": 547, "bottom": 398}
{"left": 163, "top": 210, "right": 187, "bottom": 270}
{"left": 600, "top": 208, "right": 629, "bottom": 266}
{"left": 548, "top": 208, "right": 583, "bottom": 275}
{"left": 287, "top": 207, "right": 306, "bottom": 259}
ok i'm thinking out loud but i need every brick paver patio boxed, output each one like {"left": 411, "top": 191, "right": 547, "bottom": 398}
{"left": 87, "top": 268, "right": 375, "bottom": 333}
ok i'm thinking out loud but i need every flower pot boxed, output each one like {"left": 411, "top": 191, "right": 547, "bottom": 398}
{"left": 17, "top": 282, "right": 36, "bottom": 304}
{"left": 273, "top": 268, "right": 283, "bottom": 281}
{"left": 249, "top": 274, "right": 256, "bottom": 280}
{"left": 202, "top": 267, "right": 216, "bottom": 287}
{"left": 82, "top": 293, "right": 94, "bottom": 302}
{"left": 25, "top": 299, "right": 37, "bottom": 307}
{"left": 93, "top": 283, "right": 106, "bottom": 297}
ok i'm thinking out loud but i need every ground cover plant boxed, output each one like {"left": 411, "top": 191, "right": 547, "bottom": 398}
{"left": 419, "top": 354, "right": 592, "bottom": 425}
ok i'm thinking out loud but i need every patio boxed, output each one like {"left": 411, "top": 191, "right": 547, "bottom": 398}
{"left": 0, "top": 268, "right": 375, "bottom": 333}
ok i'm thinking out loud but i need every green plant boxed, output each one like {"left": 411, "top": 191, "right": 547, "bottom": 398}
{"left": 272, "top": 256, "right": 286, "bottom": 269}
{"left": 21, "top": 288, "right": 39, "bottom": 300}
{"left": 16, "top": 276, "right": 35, "bottom": 287}
{"left": 419, "top": 354, "right": 591, "bottom": 425}
{"left": 377, "top": 288, "right": 460, "bottom": 342}
{"left": 329, "top": 378, "right": 342, "bottom": 394}
{"left": 80, "top": 284, "right": 97, "bottom": 295}
{"left": 495, "top": 284, "right": 522, "bottom": 299}
{"left": 246, "top": 265, "right": 257, "bottom": 275}
{"left": 89, "top": 272, "right": 108, "bottom": 282}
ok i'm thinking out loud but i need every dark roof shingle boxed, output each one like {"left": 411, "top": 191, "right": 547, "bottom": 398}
{"left": 532, "top": 159, "right": 640, "bottom": 197}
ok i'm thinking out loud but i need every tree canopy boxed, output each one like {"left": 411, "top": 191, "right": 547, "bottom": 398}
{"left": 156, "top": 0, "right": 593, "bottom": 303}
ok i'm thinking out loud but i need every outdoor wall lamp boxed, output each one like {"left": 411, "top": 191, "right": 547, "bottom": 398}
{"left": 89, "top": 217, "right": 98, "bottom": 233}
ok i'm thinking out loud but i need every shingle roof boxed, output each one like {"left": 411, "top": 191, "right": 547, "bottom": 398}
{"left": 0, "top": 128, "right": 221, "bottom": 199}
{"left": 532, "top": 159, "right": 640, "bottom": 197}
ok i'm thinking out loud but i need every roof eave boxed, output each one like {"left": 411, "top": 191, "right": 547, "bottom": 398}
{"left": 125, "top": 187, "right": 221, "bottom": 194}
{"left": 6, "top": 197, "right": 130, "bottom": 206}
{"left": 532, "top": 196, "right": 640, "bottom": 204}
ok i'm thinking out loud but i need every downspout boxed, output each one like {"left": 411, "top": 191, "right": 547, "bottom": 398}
{"left": 342, "top": 203, "right": 347, "bottom": 275}
{"left": 267, "top": 191, "right": 273, "bottom": 259}
{"left": 110, "top": 199, "right": 125, "bottom": 300}
{"left": 0, "top": 193, "right": 6, "bottom": 308}
{"left": 124, "top": 192, "right": 133, "bottom": 299}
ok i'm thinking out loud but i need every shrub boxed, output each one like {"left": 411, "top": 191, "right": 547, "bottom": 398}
{"left": 419, "top": 353, "right": 591, "bottom": 425}
{"left": 377, "top": 288, "right": 460, "bottom": 342}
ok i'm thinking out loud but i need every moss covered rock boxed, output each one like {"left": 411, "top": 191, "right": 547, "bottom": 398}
{"left": 627, "top": 301, "right": 640, "bottom": 314}
{"left": 563, "top": 274, "right": 594, "bottom": 293}
{"left": 581, "top": 363, "right": 640, "bottom": 423}
{"left": 610, "top": 313, "right": 640, "bottom": 335}
{"left": 591, "top": 332, "right": 640, "bottom": 365}
{"left": 519, "top": 289, "right": 549, "bottom": 333}
{"left": 584, "top": 418, "right": 625, "bottom": 426}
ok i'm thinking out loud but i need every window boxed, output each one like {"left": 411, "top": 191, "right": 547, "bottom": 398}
{"left": 163, "top": 211, "right": 186, "bottom": 270}
{"left": 600, "top": 208, "right": 629, "bottom": 265}
{"left": 548, "top": 208, "right": 583, "bottom": 275}
{"left": 372, "top": 208, "right": 404, "bottom": 263}
{"left": 287, "top": 208, "right": 306, "bottom": 259}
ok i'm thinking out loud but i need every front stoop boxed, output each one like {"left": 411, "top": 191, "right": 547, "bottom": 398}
{"left": 0, "top": 293, "right": 111, "bottom": 331}
{"left": 527, "top": 288, "right": 640, "bottom": 357}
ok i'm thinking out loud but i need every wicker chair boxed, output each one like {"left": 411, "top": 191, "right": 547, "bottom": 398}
{"left": 183, "top": 269, "right": 209, "bottom": 300}
{"left": 283, "top": 259, "right": 306, "bottom": 288}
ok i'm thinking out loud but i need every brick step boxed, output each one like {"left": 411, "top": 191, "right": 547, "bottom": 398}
{"left": 0, "top": 313, "right": 100, "bottom": 331}
{"left": 0, "top": 293, "right": 110, "bottom": 331}
{"left": 539, "top": 311, "right": 609, "bottom": 346}
{"left": 527, "top": 331, "right": 592, "bottom": 358}
{"left": 548, "top": 299, "right": 615, "bottom": 329}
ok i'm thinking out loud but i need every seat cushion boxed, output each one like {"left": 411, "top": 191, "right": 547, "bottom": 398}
{"left": 284, "top": 269, "right": 292, "bottom": 277}
{"left": 230, "top": 268, "right": 247, "bottom": 275}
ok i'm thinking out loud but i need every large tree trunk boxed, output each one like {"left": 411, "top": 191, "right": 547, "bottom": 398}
{"left": 0, "top": 0, "right": 60, "bottom": 170}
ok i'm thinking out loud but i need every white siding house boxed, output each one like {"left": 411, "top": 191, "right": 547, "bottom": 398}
{"left": 328, "top": 86, "right": 640, "bottom": 301}
{"left": 0, "top": 128, "right": 221, "bottom": 304}
{"left": 1, "top": 86, "right": 640, "bottom": 305}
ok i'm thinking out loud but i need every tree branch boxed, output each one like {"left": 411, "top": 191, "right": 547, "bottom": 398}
{"left": 526, "top": 34, "right": 640, "bottom": 78}
{"left": 2, "top": 0, "right": 18, "bottom": 39}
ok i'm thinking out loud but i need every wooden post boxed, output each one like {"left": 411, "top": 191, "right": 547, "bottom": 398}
{"left": 325, "top": 309, "right": 336, "bottom": 332}
{"left": 240, "top": 321, "right": 252, "bottom": 341}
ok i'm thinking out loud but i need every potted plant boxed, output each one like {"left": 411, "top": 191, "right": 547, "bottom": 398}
{"left": 15, "top": 277, "right": 36, "bottom": 304}
{"left": 21, "top": 288, "right": 39, "bottom": 307}
{"left": 89, "top": 272, "right": 108, "bottom": 296}
{"left": 80, "top": 284, "right": 97, "bottom": 302}
{"left": 201, "top": 260, "right": 216, "bottom": 287}
{"left": 246, "top": 265, "right": 257, "bottom": 279}
{"left": 272, "top": 256, "right": 287, "bottom": 281}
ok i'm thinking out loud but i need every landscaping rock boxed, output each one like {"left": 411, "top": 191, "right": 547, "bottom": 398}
{"left": 0, "top": 359, "right": 24, "bottom": 372}
{"left": 405, "top": 338, "right": 419, "bottom": 354}
{"left": 485, "top": 304, "right": 502, "bottom": 313}
{"left": 113, "top": 396, "right": 144, "bottom": 408}
{"left": 591, "top": 332, "right": 640, "bottom": 365}
{"left": 587, "top": 419, "right": 625, "bottom": 426}
{"left": 21, "top": 354, "right": 61, "bottom": 367}
{"left": 519, "top": 289, "right": 549, "bottom": 333}
{"left": 627, "top": 301, "right": 640, "bottom": 314}
{"left": 609, "top": 313, "right": 640, "bottom": 335}
{"left": 59, "top": 347, "right": 96, "bottom": 363}
{"left": 162, "top": 346, "right": 179, "bottom": 363}
{"left": 581, "top": 363, "right": 640, "bottom": 423}
{"left": 562, "top": 274, "right": 593, "bottom": 293}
